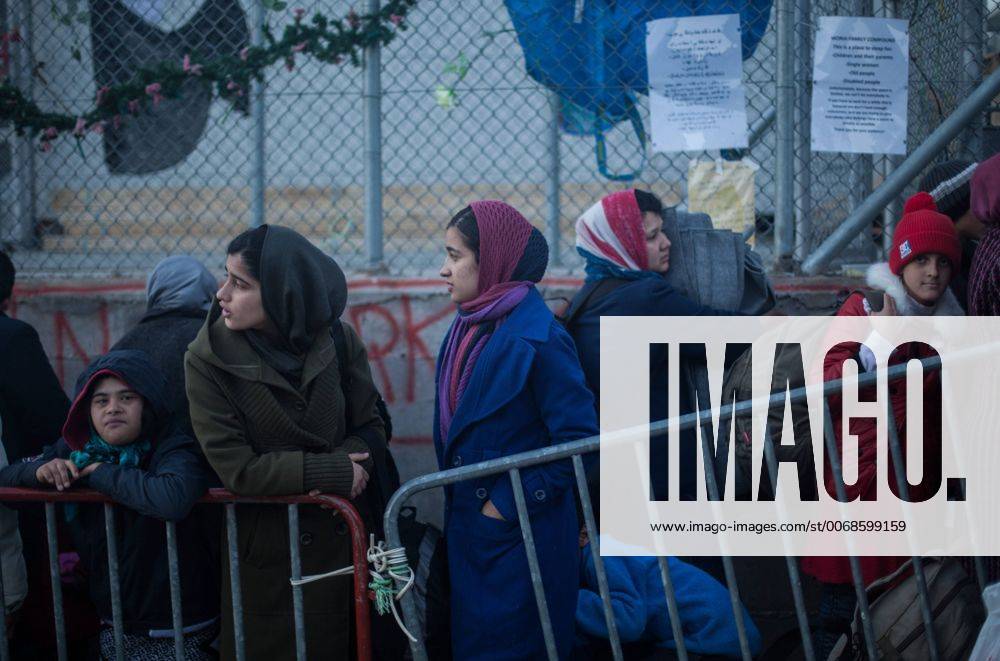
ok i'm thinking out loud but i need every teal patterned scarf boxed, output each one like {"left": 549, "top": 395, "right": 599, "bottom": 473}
{"left": 70, "top": 431, "right": 150, "bottom": 469}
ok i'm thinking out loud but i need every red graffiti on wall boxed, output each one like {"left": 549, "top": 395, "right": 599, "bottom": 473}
{"left": 11, "top": 281, "right": 457, "bottom": 406}
{"left": 51, "top": 304, "right": 111, "bottom": 385}
{"left": 347, "top": 297, "right": 454, "bottom": 404}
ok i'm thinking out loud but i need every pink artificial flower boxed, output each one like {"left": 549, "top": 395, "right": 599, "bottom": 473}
{"left": 73, "top": 117, "right": 87, "bottom": 136}
{"left": 145, "top": 82, "right": 164, "bottom": 108}
{"left": 240, "top": 47, "right": 250, "bottom": 61}
{"left": 347, "top": 9, "right": 360, "bottom": 28}
{"left": 128, "top": 99, "right": 140, "bottom": 114}
{"left": 39, "top": 140, "right": 52, "bottom": 153}
{"left": 226, "top": 81, "right": 244, "bottom": 96}
{"left": 292, "top": 41, "right": 306, "bottom": 53}
{"left": 285, "top": 55, "right": 295, "bottom": 72}
{"left": 389, "top": 14, "right": 404, "bottom": 26}
{"left": 43, "top": 126, "right": 58, "bottom": 139}
{"left": 293, "top": 8, "right": 306, "bottom": 21}
{"left": 95, "top": 85, "right": 110, "bottom": 106}
{"left": 112, "top": 115, "right": 122, "bottom": 130}
{"left": 182, "top": 54, "right": 203, "bottom": 76}
{"left": 89, "top": 121, "right": 105, "bottom": 135}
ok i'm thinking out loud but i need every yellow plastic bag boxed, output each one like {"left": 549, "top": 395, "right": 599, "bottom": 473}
{"left": 687, "top": 159, "right": 758, "bottom": 244}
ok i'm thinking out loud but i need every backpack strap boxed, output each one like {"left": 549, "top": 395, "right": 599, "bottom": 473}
{"left": 562, "top": 277, "right": 630, "bottom": 330}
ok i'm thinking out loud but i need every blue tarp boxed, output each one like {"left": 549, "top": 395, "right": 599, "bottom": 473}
{"left": 505, "top": 0, "right": 774, "bottom": 122}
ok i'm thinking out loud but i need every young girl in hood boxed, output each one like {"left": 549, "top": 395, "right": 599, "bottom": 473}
{"left": 436, "top": 201, "right": 598, "bottom": 660}
{"left": 185, "top": 225, "right": 389, "bottom": 660}
{"left": 802, "top": 192, "right": 963, "bottom": 657}
{"left": 0, "top": 350, "right": 217, "bottom": 659}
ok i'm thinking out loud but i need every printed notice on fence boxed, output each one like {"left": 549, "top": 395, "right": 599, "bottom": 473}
{"left": 646, "top": 14, "right": 748, "bottom": 152}
{"left": 811, "top": 16, "right": 909, "bottom": 154}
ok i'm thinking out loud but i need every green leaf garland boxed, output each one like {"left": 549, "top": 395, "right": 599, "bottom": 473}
{"left": 0, "top": 2, "right": 416, "bottom": 152}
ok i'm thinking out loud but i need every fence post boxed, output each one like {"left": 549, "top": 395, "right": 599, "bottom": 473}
{"left": 960, "top": 0, "right": 984, "bottom": 159}
{"left": 250, "top": 0, "right": 266, "bottom": 228}
{"left": 363, "top": 0, "right": 384, "bottom": 270}
{"left": 5, "top": 0, "right": 35, "bottom": 248}
{"left": 874, "top": 0, "right": 902, "bottom": 255}
{"left": 545, "top": 91, "right": 562, "bottom": 266}
{"left": 793, "top": 0, "right": 813, "bottom": 263}
{"left": 774, "top": 0, "right": 795, "bottom": 270}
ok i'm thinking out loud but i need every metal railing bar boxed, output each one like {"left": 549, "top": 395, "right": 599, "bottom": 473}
{"left": 0, "top": 535, "right": 8, "bottom": 661}
{"left": 44, "top": 502, "right": 67, "bottom": 661}
{"left": 884, "top": 393, "right": 941, "bottom": 660}
{"left": 288, "top": 504, "right": 307, "bottom": 661}
{"left": 655, "top": 556, "right": 689, "bottom": 661}
{"left": 572, "top": 455, "right": 623, "bottom": 661}
{"left": 759, "top": 417, "right": 816, "bottom": 661}
{"left": 164, "top": 521, "right": 185, "bottom": 661}
{"left": 821, "top": 399, "right": 878, "bottom": 659}
{"left": 688, "top": 366, "right": 752, "bottom": 660}
{"left": 508, "top": 467, "right": 558, "bottom": 661}
{"left": 225, "top": 504, "right": 246, "bottom": 661}
{"left": 103, "top": 503, "right": 124, "bottom": 661}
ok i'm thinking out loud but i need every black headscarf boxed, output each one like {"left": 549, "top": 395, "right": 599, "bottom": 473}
{"left": 243, "top": 225, "right": 347, "bottom": 387}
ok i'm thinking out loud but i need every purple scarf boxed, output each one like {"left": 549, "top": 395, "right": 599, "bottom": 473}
{"left": 437, "top": 201, "right": 539, "bottom": 442}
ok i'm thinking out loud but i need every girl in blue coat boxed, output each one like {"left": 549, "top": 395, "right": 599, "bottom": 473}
{"left": 436, "top": 200, "right": 599, "bottom": 660}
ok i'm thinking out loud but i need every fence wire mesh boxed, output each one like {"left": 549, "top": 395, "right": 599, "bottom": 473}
{"left": 0, "top": 0, "right": 997, "bottom": 278}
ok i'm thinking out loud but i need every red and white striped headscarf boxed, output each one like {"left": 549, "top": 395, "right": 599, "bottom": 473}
{"left": 574, "top": 190, "right": 649, "bottom": 271}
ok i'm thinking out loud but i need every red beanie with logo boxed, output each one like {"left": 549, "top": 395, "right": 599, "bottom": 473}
{"left": 889, "top": 192, "right": 961, "bottom": 275}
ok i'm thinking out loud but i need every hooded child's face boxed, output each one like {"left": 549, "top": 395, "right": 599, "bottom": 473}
{"left": 218, "top": 253, "right": 273, "bottom": 332}
{"left": 89, "top": 376, "right": 144, "bottom": 446}
{"left": 901, "top": 252, "right": 953, "bottom": 306}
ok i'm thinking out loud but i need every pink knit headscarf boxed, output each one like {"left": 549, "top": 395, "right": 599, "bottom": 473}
{"left": 459, "top": 200, "right": 535, "bottom": 314}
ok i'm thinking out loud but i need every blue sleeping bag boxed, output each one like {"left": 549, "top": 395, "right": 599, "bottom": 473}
{"left": 576, "top": 543, "right": 764, "bottom": 656}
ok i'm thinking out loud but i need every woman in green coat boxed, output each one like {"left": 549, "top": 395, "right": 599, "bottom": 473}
{"left": 184, "top": 225, "right": 387, "bottom": 659}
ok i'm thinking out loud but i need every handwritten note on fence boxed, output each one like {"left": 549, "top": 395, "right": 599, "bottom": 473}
{"left": 646, "top": 14, "right": 748, "bottom": 153}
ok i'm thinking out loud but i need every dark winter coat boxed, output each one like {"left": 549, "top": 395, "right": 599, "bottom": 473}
{"left": 0, "top": 350, "right": 219, "bottom": 633}
{"left": 800, "top": 263, "right": 963, "bottom": 585}
{"left": 184, "top": 302, "right": 387, "bottom": 660}
{"left": 0, "top": 312, "right": 70, "bottom": 462}
{"left": 434, "top": 288, "right": 598, "bottom": 660}
{"left": 111, "top": 309, "right": 206, "bottom": 438}
{"left": 567, "top": 277, "right": 729, "bottom": 500}
{"left": 111, "top": 255, "right": 216, "bottom": 438}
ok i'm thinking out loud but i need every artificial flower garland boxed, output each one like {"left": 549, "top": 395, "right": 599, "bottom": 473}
{"left": 0, "top": 1, "right": 416, "bottom": 152}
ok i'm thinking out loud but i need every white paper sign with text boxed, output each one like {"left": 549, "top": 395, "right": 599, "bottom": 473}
{"left": 811, "top": 16, "right": 909, "bottom": 154}
{"left": 646, "top": 14, "right": 749, "bottom": 152}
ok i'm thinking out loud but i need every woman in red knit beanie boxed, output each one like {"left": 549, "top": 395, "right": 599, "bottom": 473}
{"left": 802, "top": 192, "right": 964, "bottom": 657}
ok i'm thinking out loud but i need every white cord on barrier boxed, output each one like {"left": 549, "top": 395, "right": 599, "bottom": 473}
{"left": 289, "top": 535, "right": 418, "bottom": 642}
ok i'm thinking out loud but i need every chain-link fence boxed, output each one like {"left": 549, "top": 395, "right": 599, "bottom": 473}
{"left": 0, "top": 0, "right": 997, "bottom": 278}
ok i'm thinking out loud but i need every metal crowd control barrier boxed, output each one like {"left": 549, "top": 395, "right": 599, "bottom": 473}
{"left": 0, "top": 489, "right": 371, "bottom": 661}
{"left": 384, "top": 355, "right": 989, "bottom": 661}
